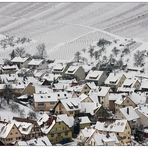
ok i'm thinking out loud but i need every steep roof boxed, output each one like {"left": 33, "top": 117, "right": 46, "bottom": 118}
{"left": 11, "top": 57, "right": 28, "bottom": 63}
{"left": 120, "top": 106, "right": 139, "bottom": 121}
{"left": 95, "top": 119, "right": 128, "bottom": 133}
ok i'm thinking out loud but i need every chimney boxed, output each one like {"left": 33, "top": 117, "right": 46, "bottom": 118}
{"left": 127, "top": 107, "right": 129, "bottom": 115}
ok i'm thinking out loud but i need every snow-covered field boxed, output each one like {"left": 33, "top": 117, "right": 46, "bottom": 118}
{"left": 0, "top": 3, "right": 148, "bottom": 60}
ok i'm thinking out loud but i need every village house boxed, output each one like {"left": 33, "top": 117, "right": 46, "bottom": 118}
{"left": 118, "top": 78, "right": 141, "bottom": 92}
{"left": 54, "top": 98, "right": 81, "bottom": 116}
{"left": 135, "top": 104, "right": 148, "bottom": 128}
{"left": 89, "top": 86, "right": 110, "bottom": 108}
{"left": 15, "top": 136, "right": 52, "bottom": 146}
{"left": 85, "top": 70, "right": 108, "bottom": 85}
{"left": 78, "top": 116, "right": 91, "bottom": 129}
{"left": 66, "top": 82, "right": 95, "bottom": 97}
{"left": 114, "top": 92, "right": 146, "bottom": 113}
{"left": 1, "top": 65, "right": 18, "bottom": 74}
{"left": 41, "top": 73, "right": 61, "bottom": 86}
{"left": 115, "top": 106, "right": 140, "bottom": 129}
{"left": 52, "top": 63, "right": 69, "bottom": 75}
{"left": 77, "top": 127, "right": 95, "bottom": 145}
{"left": 33, "top": 93, "right": 58, "bottom": 111}
{"left": 13, "top": 117, "right": 43, "bottom": 141}
{"left": 105, "top": 73, "right": 126, "bottom": 91}
{"left": 33, "top": 91, "right": 71, "bottom": 111}
{"left": 85, "top": 129, "right": 119, "bottom": 146}
{"left": 0, "top": 121, "right": 22, "bottom": 145}
{"left": 95, "top": 119, "right": 131, "bottom": 145}
{"left": 28, "top": 59, "right": 48, "bottom": 70}
{"left": 64, "top": 65, "right": 85, "bottom": 81}
{"left": 11, "top": 57, "right": 31, "bottom": 69}
{"left": 38, "top": 114, "right": 72, "bottom": 145}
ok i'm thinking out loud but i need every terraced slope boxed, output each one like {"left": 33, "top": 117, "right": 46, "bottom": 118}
{"left": 0, "top": 2, "right": 148, "bottom": 60}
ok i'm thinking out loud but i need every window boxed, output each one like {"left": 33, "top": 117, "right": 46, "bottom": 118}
{"left": 58, "top": 133, "right": 61, "bottom": 136}
{"left": 51, "top": 134, "right": 54, "bottom": 137}
{"left": 15, "top": 132, "right": 18, "bottom": 134}
{"left": 10, "top": 133, "right": 13, "bottom": 135}
{"left": 38, "top": 103, "right": 44, "bottom": 106}
{"left": 65, "top": 132, "right": 68, "bottom": 136}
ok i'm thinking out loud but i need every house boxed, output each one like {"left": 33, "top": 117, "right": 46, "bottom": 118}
{"left": 135, "top": 104, "right": 148, "bottom": 128}
{"left": 28, "top": 59, "right": 48, "bottom": 70}
{"left": 114, "top": 92, "right": 146, "bottom": 112}
{"left": 52, "top": 63, "right": 69, "bottom": 75}
{"left": 64, "top": 66, "right": 85, "bottom": 81}
{"left": 89, "top": 86, "right": 110, "bottom": 108}
{"left": 54, "top": 98, "right": 81, "bottom": 116}
{"left": 33, "top": 93, "right": 58, "bottom": 111}
{"left": 39, "top": 115, "right": 72, "bottom": 144}
{"left": 33, "top": 91, "right": 71, "bottom": 111}
{"left": 16, "top": 136, "right": 52, "bottom": 146}
{"left": 13, "top": 117, "right": 43, "bottom": 141}
{"left": 0, "top": 121, "right": 22, "bottom": 145}
{"left": 42, "top": 73, "right": 61, "bottom": 86}
{"left": 85, "top": 70, "right": 108, "bottom": 85}
{"left": 118, "top": 78, "right": 141, "bottom": 92}
{"left": 78, "top": 116, "right": 91, "bottom": 129}
{"left": 95, "top": 119, "right": 131, "bottom": 145}
{"left": 22, "top": 83, "right": 35, "bottom": 96}
{"left": 105, "top": 73, "right": 126, "bottom": 91}
{"left": 115, "top": 106, "right": 139, "bottom": 129}
{"left": 11, "top": 57, "right": 30, "bottom": 68}
{"left": 77, "top": 127, "right": 95, "bottom": 145}
{"left": 1, "top": 65, "right": 18, "bottom": 74}
{"left": 108, "top": 93, "right": 127, "bottom": 113}
{"left": 66, "top": 82, "right": 95, "bottom": 97}
{"left": 86, "top": 130, "right": 119, "bottom": 146}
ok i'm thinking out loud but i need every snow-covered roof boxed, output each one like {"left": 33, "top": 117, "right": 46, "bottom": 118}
{"left": 81, "top": 102, "right": 101, "bottom": 115}
{"left": 15, "top": 121, "right": 33, "bottom": 135}
{"left": 0, "top": 122, "right": 15, "bottom": 138}
{"left": 2, "top": 65, "right": 18, "bottom": 70}
{"left": 85, "top": 70, "right": 104, "bottom": 81}
{"left": 105, "top": 73, "right": 125, "bottom": 85}
{"left": 34, "top": 91, "right": 71, "bottom": 103}
{"left": 65, "top": 66, "right": 81, "bottom": 75}
{"left": 37, "top": 113, "right": 49, "bottom": 126}
{"left": 120, "top": 106, "right": 139, "bottom": 121}
{"left": 41, "top": 120, "right": 56, "bottom": 134}
{"left": 34, "top": 93, "right": 58, "bottom": 103}
{"left": 28, "top": 59, "right": 43, "bottom": 66}
{"left": 17, "top": 136, "right": 52, "bottom": 146}
{"left": 89, "top": 131, "right": 119, "bottom": 146}
{"left": 109, "top": 93, "right": 127, "bottom": 101}
{"left": 135, "top": 104, "right": 148, "bottom": 119}
{"left": 79, "top": 116, "right": 91, "bottom": 124}
{"left": 57, "top": 114, "right": 74, "bottom": 127}
{"left": 52, "top": 63, "right": 66, "bottom": 72}
{"left": 95, "top": 119, "right": 127, "bottom": 133}
{"left": 79, "top": 93, "right": 89, "bottom": 102}
{"left": 80, "top": 127, "right": 95, "bottom": 138}
{"left": 89, "top": 86, "right": 110, "bottom": 97}
{"left": 35, "top": 85, "right": 53, "bottom": 94}
{"left": 11, "top": 57, "right": 28, "bottom": 63}
{"left": 42, "top": 73, "right": 60, "bottom": 82}
{"left": 122, "top": 78, "right": 139, "bottom": 87}
{"left": 60, "top": 98, "right": 81, "bottom": 111}
{"left": 129, "top": 92, "right": 146, "bottom": 105}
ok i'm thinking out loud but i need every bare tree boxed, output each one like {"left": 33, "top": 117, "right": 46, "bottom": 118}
{"left": 3, "top": 84, "right": 13, "bottom": 105}
{"left": 14, "top": 47, "right": 26, "bottom": 57}
{"left": 112, "top": 47, "right": 120, "bottom": 57}
{"left": 74, "top": 51, "right": 81, "bottom": 62}
{"left": 36, "top": 43, "right": 47, "bottom": 59}
{"left": 88, "top": 46, "right": 94, "bottom": 59}
{"left": 134, "top": 50, "right": 145, "bottom": 67}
